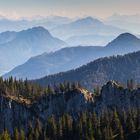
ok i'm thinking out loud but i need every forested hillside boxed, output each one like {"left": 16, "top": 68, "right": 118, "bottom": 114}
{"left": 0, "top": 78, "right": 140, "bottom": 139}
{"left": 35, "top": 51, "right": 140, "bottom": 90}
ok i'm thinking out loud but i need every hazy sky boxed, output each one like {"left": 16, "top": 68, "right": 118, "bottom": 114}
{"left": 0, "top": 0, "right": 140, "bottom": 19}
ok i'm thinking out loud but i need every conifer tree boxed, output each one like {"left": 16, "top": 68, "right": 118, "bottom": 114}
{"left": 0, "top": 130, "right": 11, "bottom": 140}
{"left": 14, "top": 128, "right": 19, "bottom": 140}
{"left": 19, "top": 129, "right": 25, "bottom": 140}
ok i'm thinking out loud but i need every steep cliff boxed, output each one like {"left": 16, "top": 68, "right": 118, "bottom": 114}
{"left": 96, "top": 81, "right": 140, "bottom": 112}
{"left": 0, "top": 88, "right": 94, "bottom": 133}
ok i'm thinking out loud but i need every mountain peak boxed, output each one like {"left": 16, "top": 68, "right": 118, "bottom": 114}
{"left": 82, "top": 16, "right": 96, "bottom": 21}
{"left": 30, "top": 26, "right": 47, "bottom": 31}
{"left": 116, "top": 32, "right": 138, "bottom": 40}
{"left": 72, "top": 17, "right": 103, "bottom": 25}
{"left": 19, "top": 26, "right": 52, "bottom": 38}
{"left": 27, "top": 26, "right": 50, "bottom": 34}
{"left": 107, "top": 32, "right": 140, "bottom": 47}
{"left": 106, "top": 80, "right": 120, "bottom": 87}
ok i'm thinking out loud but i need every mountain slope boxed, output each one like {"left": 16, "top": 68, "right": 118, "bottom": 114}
{"left": 0, "top": 26, "right": 66, "bottom": 75}
{"left": 3, "top": 46, "right": 102, "bottom": 79}
{"left": 34, "top": 51, "right": 140, "bottom": 90}
{"left": 0, "top": 80, "right": 140, "bottom": 134}
{"left": 51, "top": 17, "right": 125, "bottom": 40}
{"left": 4, "top": 32, "right": 140, "bottom": 80}
{"left": 107, "top": 33, "right": 140, "bottom": 48}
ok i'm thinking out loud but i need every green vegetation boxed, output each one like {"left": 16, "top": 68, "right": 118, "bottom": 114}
{"left": 0, "top": 108, "right": 140, "bottom": 140}
{"left": 0, "top": 77, "right": 140, "bottom": 140}
{"left": 0, "top": 77, "right": 81, "bottom": 102}
{"left": 35, "top": 51, "right": 140, "bottom": 91}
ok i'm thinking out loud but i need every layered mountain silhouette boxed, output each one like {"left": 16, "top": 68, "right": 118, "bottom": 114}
{"left": 3, "top": 33, "right": 140, "bottom": 80}
{"left": 0, "top": 26, "right": 66, "bottom": 75}
{"left": 0, "top": 16, "right": 72, "bottom": 32}
{"left": 3, "top": 46, "right": 102, "bottom": 79}
{"left": 34, "top": 50, "right": 140, "bottom": 90}
{"left": 51, "top": 17, "right": 125, "bottom": 40}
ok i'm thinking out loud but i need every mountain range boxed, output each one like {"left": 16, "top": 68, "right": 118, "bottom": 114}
{"left": 0, "top": 26, "right": 66, "bottom": 75}
{"left": 34, "top": 50, "right": 140, "bottom": 90}
{"left": 4, "top": 33, "right": 140, "bottom": 80}
{"left": 51, "top": 17, "right": 125, "bottom": 40}
{"left": 0, "top": 13, "right": 140, "bottom": 140}
{"left": 0, "top": 16, "right": 72, "bottom": 32}
{"left": 0, "top": 16, "right": 134, "bottom": 47}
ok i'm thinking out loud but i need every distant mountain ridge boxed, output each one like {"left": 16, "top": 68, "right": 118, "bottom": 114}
{"left": 107, "top": 33, "right": 140, "bottom": 48}
{"left": 69, "top": 17, "right": 103, "bottom": 26}
{"left": 34, "top": 50, "right": 140, "bottom": 90}
{"left": 0, "top": 16, "right": 72, "bottom": 32}
{"left": 51, "top": 16, "right": 125, "bottom": 40}
{"left": 3, "top": 32, "right": 140, "bottom": 80}
{"left": 0, "top": 26, "right": 66, "bottom": 75}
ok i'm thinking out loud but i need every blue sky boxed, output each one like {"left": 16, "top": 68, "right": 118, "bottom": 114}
{"left": 0, "top": 0, "right": 139, "bottom": 19}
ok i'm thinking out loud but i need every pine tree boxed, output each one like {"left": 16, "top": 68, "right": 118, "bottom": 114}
{"left": 19, "top": 129, "right": 25, "bottom": 140}
{"left": 34, "top": 119, "right": 42, "bottom": 140}
{"left": 94, "top": 86, "right": 100, "bottom": 96}
{"left": 0, "top": 130, "right": 11, "bottom": 140}
{"left": 27, "top": 122, "right": 33, "bottom": 140}
{"left": 112, "top": 109, "right": 121, "bottom": 133}
{"left": 14, "top": 128, "right": 19, "bottom": 140}
{"left": 118, "top": 125, "right": 124, "bottom": 140}
{"left": 127, "top": 117, "right": 135, "bottom": 133}
{"left": 127, "top": 79, "right": 134, "bottom": 90}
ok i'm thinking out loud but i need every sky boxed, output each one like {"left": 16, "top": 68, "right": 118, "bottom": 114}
{"left": 0, "top": 0, "right": 140, "bottom": 19}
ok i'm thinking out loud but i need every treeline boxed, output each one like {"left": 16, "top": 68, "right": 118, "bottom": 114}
{"left": 0, "top": 77, "right": 139, "bottom": 102}
{"left": 0, "top": 77, "right": 46, "bottom": 101}
{"left": 0, "top": 108, "right": 140, "bottom": 140}
{"left": 0, "top": 77, "right": 81, "bottom": 101}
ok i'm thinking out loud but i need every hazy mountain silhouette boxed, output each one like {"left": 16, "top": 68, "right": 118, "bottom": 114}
{"left": 51, "top": 17, "right": 125, "bottom": 40}
{"left": 0, "top": 26, "right": 66, "bottom": 75}
{"left": 4, "top": 33, "right": 140, "bottom": 80}
{"left": 34, "top": 51, "right": 140, "bottom": 90}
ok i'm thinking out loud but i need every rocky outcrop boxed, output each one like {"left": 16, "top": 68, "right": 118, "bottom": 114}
{"left": 0, "top": 96, "right": 32, "bottom": 133}
{"left": 31, "top": 88, "right": 94, "bottom": 120}
{"left": 96, "top": 81, "right": 140, "bottom": 111}
{"left": 0, "top": 88, "right": 94, "bottom": 133}
{"left": 0, "top": 81, "right": 140, "bottom": 133}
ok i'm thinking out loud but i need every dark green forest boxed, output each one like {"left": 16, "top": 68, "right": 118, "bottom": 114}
{"left": 0, "top": 77, "right": 81, "bottom": 101}
{"left": 0, "top": 77, "right": 140, "bottom": 140}
{"left": 0, "top": 108, "right": 140, "bottom": 140}
{"left": 35, "top": 51, "right": 140, "bottom": 90}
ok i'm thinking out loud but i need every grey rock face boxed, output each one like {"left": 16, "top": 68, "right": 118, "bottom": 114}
{"left": 0, "top": 96, "right": 32, "bottom": 133}
{"left": 0, "top": 81, "right": 140, "bottom": 133}
{"left": 0, "top": 88, "right": 93, "bottom": 133}
{"left": 97, "top": 81, "right": 140, "bottom": 111}
{"left": 31, "top": 89, "right": 94, "bottom": 119}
